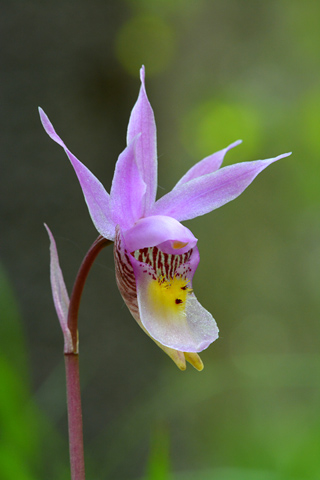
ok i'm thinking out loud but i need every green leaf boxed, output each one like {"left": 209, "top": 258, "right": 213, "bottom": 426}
{"left": 145, "top": 424, "right": 171, "bottom": 480}
{"left": 0, "top": 264, "right": 41, "bottom": 479}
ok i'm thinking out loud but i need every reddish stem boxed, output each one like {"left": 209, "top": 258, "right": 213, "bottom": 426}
{"left": 68, "top": 236, "right": 112, "bottom": 351}
{"left": 64, "top": 235, "right": 112, "bottom": 480}
{"left": 64, "top": 353, "right": 86, "bottom": 480}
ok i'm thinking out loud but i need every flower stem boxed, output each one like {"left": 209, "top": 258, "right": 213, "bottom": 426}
{"left": 68, "top": 235, "right": 112, "bottom": 351}
{"left": 64, "top": 235, "right": 112, "bottom": 480}
{"left": 64, "top": 353, "right": 86, "bottom": 480}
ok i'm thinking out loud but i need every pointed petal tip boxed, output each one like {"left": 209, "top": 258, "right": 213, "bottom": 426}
{"left": 160, "top": 344, "right": 186, "bottom": 370}
{"left": 173, "top": 354, "right": 186, "bottom": 370}
{"left": 269, "top": 151, "right": 292, "bottom": 164}
{"left": 178, "top": 364, "right": 187, "bottom": 371}
{"left": 140, "top": 65, "right": 145, "bottom": 83}
{"left": 38, "top": 108, "right": 64, "bottom": 147}
{"left": 44, "top": 222, "right": 53, "bottom": 239}
{"left": 224, "top": 139, "right": 242, "bottom": 154}
{"left": 38, "top": 106, "right": 48, "bottom": 124}
{"left": 231, "top": 139, "right": 242, "bottom": 148}
{"left": 184, "top": 352, "right": 204, "bottom": 371}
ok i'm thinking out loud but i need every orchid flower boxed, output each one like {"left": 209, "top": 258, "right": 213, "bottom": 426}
{"left": 40, "top": 67, "right": 290, "bottom": 370}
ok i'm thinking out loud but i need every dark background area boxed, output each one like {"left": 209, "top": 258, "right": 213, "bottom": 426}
{"left": 1, "top": 1, "right": 320, "bottom": 479}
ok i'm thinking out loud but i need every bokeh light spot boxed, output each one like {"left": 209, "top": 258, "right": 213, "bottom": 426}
{"left": 293, "top": 88, "right": 320, "bottom": 202}
{"left": 181, "top": 99, "right": 262, "bottom": 161}
{"left": 301, "top": 88, "right": 320, "bottom": 154}
{"left": 115, "top": 14, "right": 175, "bottom": 76}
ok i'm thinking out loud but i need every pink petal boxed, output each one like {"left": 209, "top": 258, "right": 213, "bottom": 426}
{"left": 152, "top": 153, "right": 291, "bottom": 221}
{"left": 126, "top": 66, "right": 157, "bottom": 214}
{"left": 44, "top": 224, "right": 73, "bottom": 353}
{"left": 130, "top": 245, "right": 219, "bottom": 352}
{"left": 123, "top": 215, "right": 197, "bottom": 254}
{"left": 109, "top": 136, "right": 146, "bottom": 230}
{"left": 39, "top": 108, "right": 115, "bottom": 240}
{"left": 176, "top": 140, "right": 242, "bottom": 186}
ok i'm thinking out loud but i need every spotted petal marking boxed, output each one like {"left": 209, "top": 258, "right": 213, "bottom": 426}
{"left": 114, "top": 227, "right": 194, "bottom": 318}
{"left": 132, "top": 247, "right": 193, "bottom": 282}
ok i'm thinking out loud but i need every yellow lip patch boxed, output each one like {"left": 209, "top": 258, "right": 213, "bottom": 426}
{"left": 147, "top": 275, "right": 192, "bottom": 317}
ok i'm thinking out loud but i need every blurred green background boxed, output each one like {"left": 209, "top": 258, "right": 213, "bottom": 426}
{"left": 1, "top": 0, "right": 320, "bottom": 479}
